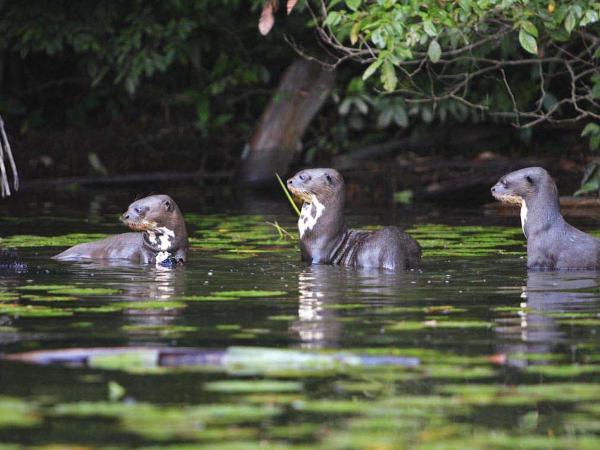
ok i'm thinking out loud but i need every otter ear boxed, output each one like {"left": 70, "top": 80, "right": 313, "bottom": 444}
{"left": 164, "top": 200, "right": 173, "bottom": 212}
{"left": 525, "top": 175, "right": 534, "bottom": 184}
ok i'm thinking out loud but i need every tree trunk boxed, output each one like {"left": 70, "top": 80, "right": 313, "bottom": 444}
{"left": 238, "top": 59, "right": 335, "bottom": 187}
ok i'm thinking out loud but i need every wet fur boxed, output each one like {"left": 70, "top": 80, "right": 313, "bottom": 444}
{"left": 287, "top": 168, "right": 421, "bottom": 270}
{"left": 492, "top": 166, "right": 600, "bottom": 270}
{"left": 53, "top": 194, "right": 188, "bottom": 265}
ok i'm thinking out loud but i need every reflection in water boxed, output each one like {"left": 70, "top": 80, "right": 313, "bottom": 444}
{"left": 55, "top": 259, "right": 188, "bottom": 340}
{"left": 293, "top": 265, "right": 416, "bottom": 348}
{"left": 56, "top": 259, "right": 187, "bottom": 300}
{"left": 496, "top": 270, "right": 600, "bottom": 367}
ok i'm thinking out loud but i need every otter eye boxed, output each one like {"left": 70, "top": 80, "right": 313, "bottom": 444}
{"left": 525, "top": 175, "right": 534, "bottom": 184}
{"left": 134, "top": 207, "right": 142, "bottom": 214}
{"left": 164, "top": 200, "right": 173, "bottom": 212}
{"left": 325, "top": 174, "right": 332, "bottom": 184}
{"left": 501, "top": 179, "right": 508, "bottom": 187}
{"left": 299, "top": 174, "right": 306, "bottom": 181}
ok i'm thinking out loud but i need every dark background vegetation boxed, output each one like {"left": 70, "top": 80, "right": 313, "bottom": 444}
{"left": 0, "top": 0, "right": 598, "bottom": 198}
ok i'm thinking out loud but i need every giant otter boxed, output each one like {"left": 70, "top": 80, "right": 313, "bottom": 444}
{"left": 286, "top": 168, "right": 421, "bottom": 270}
{"left": 491, "top": 166, "right": 600, "bottom": 270}
{"left": 53, "top": 194, "right": 188, "bottom": 266}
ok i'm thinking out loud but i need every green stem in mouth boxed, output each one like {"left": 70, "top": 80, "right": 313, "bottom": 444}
{"left": 275, "top": 173, "right": 301, "bottom": 217}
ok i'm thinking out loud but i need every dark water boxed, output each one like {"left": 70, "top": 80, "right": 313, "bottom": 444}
{"left": 1, "top": 188, "right": 600, "bottom": 449}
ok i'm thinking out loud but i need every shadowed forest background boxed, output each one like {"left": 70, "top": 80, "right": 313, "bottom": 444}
{"left": 0, "top": 0, "right": 598, "bottom": 201}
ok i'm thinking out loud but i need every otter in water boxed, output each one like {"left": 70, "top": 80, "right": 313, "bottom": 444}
{"left": 491, "top": 166, "right": 600, "bottom": 270}
{"left": 286, "top": 168, "right": 421, "bottom": 270}
{"left": 53, "top": 194, "right": 188, "bottom": 266}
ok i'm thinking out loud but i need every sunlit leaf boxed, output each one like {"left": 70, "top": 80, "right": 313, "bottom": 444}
{"left": 362, "top": 59, "right": 383, "bottom": 81}
{"left": 565, "top": 10, "right": 576, "bottom": 33}
{"left": 381, "top": 60, "right": 397, "bottom": 92}
{"left": 518, "top": 29, "right": 538, "bottom": 55}
{"left": 345, "top": 0, "right": 361, "bottom": 12}
{"left": 428, "top": 39, "right": 442, "bottom": 63}
{"left": 521, "top": 20, "right": 538, "bottom": 37}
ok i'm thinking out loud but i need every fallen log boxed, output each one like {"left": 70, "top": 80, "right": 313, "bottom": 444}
{"left": 239, "top": 59, "right": 335, "bottom": 187}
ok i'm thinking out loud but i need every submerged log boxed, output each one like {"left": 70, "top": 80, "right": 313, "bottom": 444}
{"left": 239, "top": 59, "right": 335, "bottom": 187}
{"left": 3, "top": 346, "right": 420, "bottom": 371}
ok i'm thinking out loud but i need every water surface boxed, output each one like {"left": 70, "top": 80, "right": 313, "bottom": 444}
{"left": 1, "top": 189, "right": 600, "bottom": 449}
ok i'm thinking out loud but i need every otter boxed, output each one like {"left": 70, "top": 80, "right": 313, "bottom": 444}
{"left": 491, "top": 166, "right": 600, "bottom": 270}
{"left": 53, "top": 194, "right": 188, "bottom": 267}
{"left": 286, "top": 168, "right": 421, "bottom": 270}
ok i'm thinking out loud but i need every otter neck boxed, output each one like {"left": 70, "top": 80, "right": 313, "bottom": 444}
{"left": 522, "top": 185, "right": 563, "bottom": 239}
{"left": 298, "top": 193, "right": 347, "bottom": 263}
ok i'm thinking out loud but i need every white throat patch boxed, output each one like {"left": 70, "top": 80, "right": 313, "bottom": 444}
{"left": 147, "top": 227, "right": 175, "bottom": 251}
{"left": 298, "top": 195, "right": 325, "bottom": 238}
{"left": 520, "top": 200, "right": 528, "bottom": 236}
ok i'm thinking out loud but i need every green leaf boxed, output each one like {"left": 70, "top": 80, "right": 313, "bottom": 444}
{"left": 354, "top": 97, "right": 368, "bottom": 114}
{"left": 345, "top": 0, "right": 361, "bottom": 11}
{"left": 592, "top": 134, "right": 600, "bottom": 151}
{"left": 393, "top": 190, "right": 413, "bottom": 204}
{"left": 362, "top": 59, "right": 383, "bottom": 81}
{"left": 565, "top": 10, "right": 576, "bottom": 33}
{"left": 108, "top": 381, "right": 126, "bottom": 401}
{"left": 423, "top": 20, "right": 437, "bottom": 37}
{"left": 377, "top": 107, "right": 393, "bottom": 128}
{"left": 521, "top": 21, "right": 538, "bottom": 37}
{"left": 393, "top": 104, "right": 408, "bottom": 128}
{"left": 582, "top": 123, "right": 600, "bottom": 137}
{"left": 575, "top": 179, "right": 600, "bottom": 196}
{"left": 542, "top": 93, "right": 558, "bottom": 112}
{"left": 276, "top": 173, "right": 300, "bottom": 216}
{"left": 591, "top": 81, "right": 600, "bottom": 99}
{"left": 518, "top": 29, "right": 538, "bottom": 55}
{"left": 381, "top": 60, "right": 397, "bottom": 92}
{"left": 428, "top": 39, "right": 442, "bottom": 63}
{"left": 350, "top": 21, "right": 361, "bottom": 44}
{"left": 324, "top": 11, "right": 342, "bottom": 27}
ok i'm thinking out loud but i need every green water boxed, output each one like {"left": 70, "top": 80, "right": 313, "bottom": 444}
{"left": 1, "top": 190, "right": 600, "bottom": 449}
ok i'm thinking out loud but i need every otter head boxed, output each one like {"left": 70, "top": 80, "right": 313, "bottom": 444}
{"left": 123, "top": 194, "right": 188, "bottom": 264}
{"left": 491, "top": 167, "right": 557, "bottom": 205}
{"left": 121, "top": 194, "right": 180, "bottom": 232}
{"left": 491, "top": 167, "right": 560, "bottom": 236}
{"left": 287, "top": 168, "right": 345, "bottom": 240}
{"left": 286, "top": 168, "right": 344, "bottom": 205}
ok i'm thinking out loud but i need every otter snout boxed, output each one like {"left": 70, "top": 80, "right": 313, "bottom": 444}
{"left": 490, "top": 183, "right": 500, "bottom": 198}
{"left": 122, "top": 206, "right": 142, "bottom": 223}
{"left": 121, "top": 204, "right": 153, "bottom": 231}
{"left": 121, "top": 210, "right": 138, "bottom": 227}
{"left": 490, "top": 181, "right": 510, "bottom": 200}
{"left": 287, "top": 172, "right": 311, "bottom": 189}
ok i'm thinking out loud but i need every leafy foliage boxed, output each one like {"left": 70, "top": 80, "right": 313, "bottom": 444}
{"left": 301, "top": 0, "right": 599, "bottom": 146}
{"left": 0, "top": 0, "right": 294, "bottom": 138}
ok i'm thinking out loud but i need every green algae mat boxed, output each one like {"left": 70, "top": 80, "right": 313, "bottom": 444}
{"left": 1, "top": 199, "right": 600, "bottom": 449}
